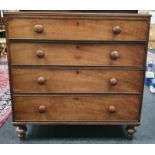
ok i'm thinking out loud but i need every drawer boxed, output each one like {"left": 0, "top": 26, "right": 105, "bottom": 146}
{"left": 10, "top": 42, "right": 146, "bottom": 67}
{"left": 7, "top": 18, "right": 149, "bottom": 40}
{"left": 12, "top": 68, "right": 144, "bottom": 93}
{"left": 13, "top": 95, "right": 141, "bottom": 122}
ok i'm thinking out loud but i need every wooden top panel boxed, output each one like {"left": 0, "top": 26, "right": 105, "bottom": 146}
{"left": 4, "top": 12, "right": 151, "bottom": 20}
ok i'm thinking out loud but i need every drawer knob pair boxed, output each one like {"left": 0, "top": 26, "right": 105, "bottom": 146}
{"left": 37, "top": 76, "right": 46, "bottom": 85}
{"left": 110, "top": 51, "right": 120, "bottom": 60}
{"left": 108, "top": 105, "right": 116, "bottom": 113}
{"left": 109, "top": 77, "right": 118, "bottom": 86}
{"left": 34, "top": 24, "right": 44, "bottom": 33}
{"left": 112, "top": 26, "right": 121, "bottom": 35}
{"left": 38, "top": 105, "right": 46, "bottom": 113}
{"left": 36, "top": 50, "right": 45, "bottom": 58}
{"left": 33, "top": 24, "right": 121, "bottom": 35}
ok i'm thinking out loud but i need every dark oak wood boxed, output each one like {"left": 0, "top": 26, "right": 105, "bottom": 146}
{"left": 9, "top": 42, "right": 146, "bottom": 67}
{"left": 13, "top": 95, "right": 141, "bottom": 122}
{"left": 11, "top": 68, "right": 144, "bottom": 93}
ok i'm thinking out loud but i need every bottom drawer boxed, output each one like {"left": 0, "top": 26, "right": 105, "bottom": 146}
{"left": 13, "top": 95, "right": 141, "bottom": 122}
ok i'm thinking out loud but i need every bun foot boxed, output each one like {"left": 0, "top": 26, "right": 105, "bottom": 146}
{"left": 16, "top": 125, "right": 27, "bottom": 140}
{"left": 126, "top": 125, "right": 136, "bottom": 140}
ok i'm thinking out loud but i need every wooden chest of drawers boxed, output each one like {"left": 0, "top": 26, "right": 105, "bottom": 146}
{"left": 5, "top": 12, "right": 151, "bottom": 140}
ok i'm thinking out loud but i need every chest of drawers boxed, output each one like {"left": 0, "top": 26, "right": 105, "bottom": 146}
{"left": 5, "top": 12, "right": 151, "bottom": 140}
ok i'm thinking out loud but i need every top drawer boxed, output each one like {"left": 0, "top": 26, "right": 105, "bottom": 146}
{"left": 6, "top": 18, "right": 149, "bottom": 41}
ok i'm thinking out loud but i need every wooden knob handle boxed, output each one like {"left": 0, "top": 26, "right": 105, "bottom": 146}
{"left": 109, "top": 77, "right": 118, "bottom": 86}
{"left": 108, "top": 105, "right": 116, "bottom": 113}
{"left": 37, "top": 76, "right": 46, "bottom": 85}
{"left": 38, "top": 105, "right": 46, "bottom": 113}
{"left": 34, "top": 24, "right": 44, "bottom": 33}
{"left": 36, "top": 50, "right": 45, "bottom": 58}
{"left": 112, "top": 26, "right": 121, "bottom": 35}
{"left": 110, "top": 51, "right": 120, "bottom": 60}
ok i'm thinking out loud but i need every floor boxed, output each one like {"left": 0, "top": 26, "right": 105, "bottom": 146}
{"left": 0, "top": 86, "right": 155, "bottom": 144}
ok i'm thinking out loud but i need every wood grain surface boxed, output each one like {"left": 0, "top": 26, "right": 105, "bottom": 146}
{"left": 13, "top": 95, "right": 140, "bottom": 122}
{"left": 7, "top": 18, "right": 148, "bottom": 40}
{"left": 11, "top": 68, "right": 144, "bottom": 93}
{"left": 5, "top": 12, "right": 151, "bottom": 130}
{"left": 10, "top": 42, "right": 146, "bottom": 67}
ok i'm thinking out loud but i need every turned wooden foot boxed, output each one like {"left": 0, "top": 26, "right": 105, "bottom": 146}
{"left": 126, "top": 125, "right": 136, "bottom": 140}
{"left": 16, "top": 125, "right": 27, "bottom": 140}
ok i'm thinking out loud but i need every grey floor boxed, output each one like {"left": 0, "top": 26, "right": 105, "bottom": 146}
{"left": 0, "top": 86, "right": 155, "bottom": 144}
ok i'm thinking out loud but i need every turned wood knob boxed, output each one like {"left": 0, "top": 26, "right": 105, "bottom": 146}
{"left": 108, "top": 105, "right": 116, "bottom": 113}
{"left": 37, "top": 76, "right": 46, "bottom": 85}
{"left": 38, "top": 105, "right": 46, "bottom": 113}
{"left": 34, "top": 24, "right": 44, "bottom": 33}
{"left": 110, "top": 51, "right": 120, "bottom": 60}
{"left": 36, "top": 50, "right": 45, "bottom": 58}
{"left": 112, "top": 26, "right": 121, "bottom": 35}
{"left": 109, "top": 77, "right": 118, "bottom": 86}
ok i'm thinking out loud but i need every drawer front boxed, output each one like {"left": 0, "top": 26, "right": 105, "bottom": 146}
{"left": 10, "top": 43, "right": 146, "bottom": 67}
{"left": 7, "top": 18, "right": 148, "bottom": 40}
{"left": 13, "top": 95, "right": 141, "bottom": 122}
{"left": 12, "top": 68, "right": 144, "bottom": 93}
